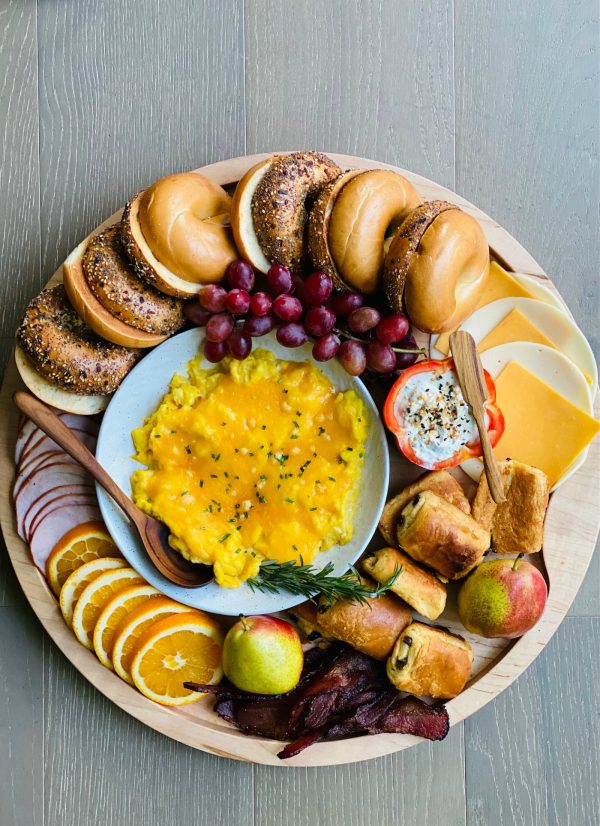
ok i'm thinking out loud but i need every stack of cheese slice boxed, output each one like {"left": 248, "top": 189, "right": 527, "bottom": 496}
{"left": 432, "top": 262, "right": 600, "bottom": 490}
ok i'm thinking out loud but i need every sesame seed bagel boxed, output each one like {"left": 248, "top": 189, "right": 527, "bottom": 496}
{"left": 16, "top": 285, "right": 141, "bottom": 396}
{"left": 325, "top": 170, "right": 422, "bottom": 295}
{"left": 307, "top": 169, "right": 364, "bottom": 290}
{"left": 82, "top": 226, "right": 184, "bottom": 335}
{"left": 250, "top": 152, "right": 340, "bottom": 272}
{"left": 230, "top": 158, "right": 275, "bottom": 273}
{"left": 121, "top": 172, "right": 238, "bottom": 297}
{"left": 383, "top": 201, "right": 490, "bottom": 334}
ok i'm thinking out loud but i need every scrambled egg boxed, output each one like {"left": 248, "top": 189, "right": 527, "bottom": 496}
{"left": 131, "top": 349, "right": 368, "bottom": 588}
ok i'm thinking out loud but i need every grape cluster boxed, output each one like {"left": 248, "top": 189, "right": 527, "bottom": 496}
{"left": 184, "top": 260, "right": 421, "bottom": 376}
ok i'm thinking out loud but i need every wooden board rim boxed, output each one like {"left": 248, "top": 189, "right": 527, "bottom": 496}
{"left": 0, "top": 152, "right": 598, "bottom": 767}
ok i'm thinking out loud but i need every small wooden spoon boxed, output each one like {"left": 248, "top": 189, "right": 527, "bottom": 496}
{"left": 14, "top": 391, "right": 214, "bottom": 588}
{"left": 449, "top": 331, "right": 506, "bottom": 504}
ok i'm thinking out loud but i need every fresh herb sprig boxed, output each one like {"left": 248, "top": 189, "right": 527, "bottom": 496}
{"left": 247, "top": 559, "right": 401, "bottom": 606}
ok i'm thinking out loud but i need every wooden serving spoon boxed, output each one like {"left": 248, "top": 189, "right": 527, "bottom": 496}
{"left": 449, "top": 331, "right": 506, "bottom": 504}
{"left": 13, "top": 391, "right": 214, "bottom": 588}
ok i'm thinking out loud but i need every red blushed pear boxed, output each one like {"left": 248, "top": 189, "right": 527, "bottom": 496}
{"left": 223, "top": 615, "right": 304, "bottom": 694}
{"left": 457, "top": 556, "right": 548, "bottom": 639}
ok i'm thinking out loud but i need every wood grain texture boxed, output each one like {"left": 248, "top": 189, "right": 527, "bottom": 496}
{"left": 454, "top": 0, "right": 600, "bottom": 616}
{"left": 244, "top": 0, "right": 455, "bottom": 187}
{"left": 0, "top": 604, "right": 44, "bottom": 826}
{"left": 0, "top": 0, "right": 40, "bottom": 607}
{"left": 465, "top": 618, "right": 600, "bottom": 826}
{"left": 44, "top": 643, "right": 254, "bottom": 826}
{"left": 36, "top": 0, "right": 245, "bottom": 281}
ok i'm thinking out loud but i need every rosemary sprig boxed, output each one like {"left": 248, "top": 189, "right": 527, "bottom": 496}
{"left": 247, "top": 559, "right": 401, "bottom": 606}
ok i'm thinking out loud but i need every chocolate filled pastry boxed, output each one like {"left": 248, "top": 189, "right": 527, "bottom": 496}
{"left": 386, "top": 622, "right": 473, "bottom": 699}
{"left": 396, "top": 491, "right": 490, "bottom": 580}
{"left": 379, "top": 469, "right": 470, "bottom": 546}
{"left": 471, "top": 459, "right": 550, "bottom": 555}
{"left": 287, "top": 601, "right": 331, "bottom": 643}
{"left": 315, "top": 577, "right": 412, "bottom": 661}
{"left": 361, "top": 547, "right": 447, "bottom": 620}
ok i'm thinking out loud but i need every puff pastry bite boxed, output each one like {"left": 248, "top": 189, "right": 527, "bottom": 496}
{"left": 472, "top": 459, "right": 550, "bottom": 555}
{"left": 397, "top": 491, "right": 490, "bottom": 580}
{"left": 361, "top": 547, "right": 447, "bottom": 620}
{"left": 315, "top": 576, "right": 412, "bottom": 661}
{"left": 379, "top": 469, "right": 470, "bottom": 546}
{"left": 386, "top": 622, "right": 473, "bottom": 699}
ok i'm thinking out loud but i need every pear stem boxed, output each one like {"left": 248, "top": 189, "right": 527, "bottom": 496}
{"left": 239, "top": 614, "right": 251, "bottom": 632}
{"left": 512, "top": 553, "right": 524, "bottom": 571}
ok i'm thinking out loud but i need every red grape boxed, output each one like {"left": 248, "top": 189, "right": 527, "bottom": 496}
{"left": 227, "top": 329, "right": 252, "bottom": 359}
{"left": 272, "top": 294, "right": 303, "bottom": 322}
{"left": 347, "top": 306, "right": 381, "bottom": 334}
{"left": 184, "top": 302, "right": 211, "bottom": 326}
{"left": 199, "top": 285, "right": 228, "bottom": 313}
{"left": 366, "top": 341, "right": 396, "bottom": 373}
{"left": 203, "top": 339, "right": 227, "bottom": 363}
{"left": 337, "top": 340, "right": 366, "bottom": 376}
{"left": 250, "top": 291, "right": 273, "bottom": 316}
{"left": 376, "top": 313, "right": 410, "bottom": 345}
{"left": 291, "top": 273, "right": 306, "bottom": 303}
{"left": 304, "top": 272, "right": 332, "bottom": 306}
{"left": 267, "top": 264, "right": 293, "bottom": 295}
{"left": 243, "top": 312, "right": 276, "bottom": 337}
{"left": 276, "top": 322, "right": 308, "bottom": 348}
{"left": 226, "top": 260, "right": 255, "bottom": 291}
{"left": 304, "top": 305, "right": 336, "bottom": 337}
{"left": 225, "top": 288, "right": 251, "bottom": 315}
{"left": 312, "top": 333, "right": 341, "bottom": 362}
{"left": 329, "top": 291, "right": 363, "bottom": 318}
{"left": 206, "top": 313, "right": 234, "bottom": 343}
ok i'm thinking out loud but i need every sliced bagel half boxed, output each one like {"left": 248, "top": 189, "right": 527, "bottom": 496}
{"left": 63, "top": 238, "right": 172, "bottom": 349}
{"left": 121, "top": 173, "right": 238, "bottom": 298}
{"left": 307, "top": 169, "right": 363, "bottom": 290}
{"left": 15, "top": 345, "right": 108, "bottom": 415}
{"left": 230, "top": 158, "right": 276, "bottom": 273}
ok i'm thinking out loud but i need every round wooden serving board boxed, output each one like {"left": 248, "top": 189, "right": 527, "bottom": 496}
{"left": 1, "top": 153, "right": 599, "bottom": 767}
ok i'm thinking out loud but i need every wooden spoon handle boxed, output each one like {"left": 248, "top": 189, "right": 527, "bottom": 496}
{"left": 13, "top": 391, "right": 142, "bottom": 526}
{"left": 473, "top": 407, "right": 506, "bottom": 504}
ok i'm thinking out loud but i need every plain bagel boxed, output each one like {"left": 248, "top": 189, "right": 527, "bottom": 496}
{"left": 63, "top": 226, "right": 184, "bottom": 348}
{"left": 121, "top": 172, "right": 238, "bottom": 297}
{"left": 248, "top": 152, "right": 340, "bottom": 272}
{"left": 16, "top": 285, "right": 141, "bottom": 399}
{"left": 321, "top": 170, "right": 422, "bottom": 294}
{"left": 383, "top": 201, "right": 490, "bottom": 334}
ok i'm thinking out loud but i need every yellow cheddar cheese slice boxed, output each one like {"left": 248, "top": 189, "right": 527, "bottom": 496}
{"left": 478, "top": 308, "right": 556, "bottom": 353}
{"left": 436, "top": 261, "right": 539, "bottom": 355}
{"left": 493, "top": 360, "right": 600, "bottom": 487}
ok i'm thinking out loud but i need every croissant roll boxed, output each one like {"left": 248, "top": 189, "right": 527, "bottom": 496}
{"left": 386, "top": 622, "right": 473, "bottom": 699}
{"left": 315, "top": 576, "right": 412, "bottom": 661}
{"left": 287, "top": 601, "right": 330, "bottom": 643}
{"left": 379, "top": 469, "right": 470, "bottom": 546}
{"left": 361, "top": 547, "right": 447, "bottom": 620}
{"left": 396, "top": 491, "right": 490, "bottom": 580}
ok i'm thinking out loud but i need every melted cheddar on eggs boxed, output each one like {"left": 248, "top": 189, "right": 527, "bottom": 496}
{"left": 130, "top": 350, "right": 368, "bottom": 588}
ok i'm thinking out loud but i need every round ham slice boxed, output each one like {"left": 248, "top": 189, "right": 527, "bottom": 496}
{"left": 14, "top": 463, "right": 93, "bottom": 537}
{"left": 20, "top": 428, "right": 96, "bottom": 467}
{"left": 14, "top": 455, "right": 87, "bottom": 500}
{"left": 15, "top": 413, "right": 99, "bottom": 464}
{"left": 23, "top": 484, "right": 96, "bottom": 541}
{"left": 30, "top": 503, "right": 102, "bottom": 572}
{"left": 28, "top": 492, "right": 98, "bottom": 540}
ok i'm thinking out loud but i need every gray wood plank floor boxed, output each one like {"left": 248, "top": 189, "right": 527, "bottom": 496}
{"left": 0, "top": 1, "right": 598, "bottom": 824}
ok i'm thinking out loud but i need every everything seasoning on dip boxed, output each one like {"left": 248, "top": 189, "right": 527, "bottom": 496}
{"left": 383, "top": 358, "right": 504, "bottom": 470}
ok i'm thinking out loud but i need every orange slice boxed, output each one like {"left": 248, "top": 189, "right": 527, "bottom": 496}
{"left": 130, "top": 611, "right": 223, "bottom": 706}
{"left": 111, "top": 597, "right": 192, "bottom": 684}
{"left": 71, "top": 567, "right": 145, "bottom": 650}
{"left": 46, "top": 521, "right": 120, "bottom": 597}
{"left": 92, "top": 584, "right": 160, "bottom": 669}
{"left": 60, "top": 557, "right": 127, "bottom": 626}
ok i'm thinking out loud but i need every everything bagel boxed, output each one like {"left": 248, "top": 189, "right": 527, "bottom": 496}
{"left": 121, "top": 172, "right": 238, "bottom": 297}
{"left": 248, "top": 152, "right": 340, "bottom": 272}
{"left": 312, "top": 170, "right": 422, "bottom": 294}
{"left": 16, "top": 285, "right": 141, "bottom": 397}
{"left": 383, "top": 201, "right": 490, "bottom": 334}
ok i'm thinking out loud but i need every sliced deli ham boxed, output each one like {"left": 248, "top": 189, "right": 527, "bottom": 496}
{"left": 14, "top": 463, "right": 93, "bottom": 539}
{"left": 29, "top": 502, "right": 102, "bottom": 572}
{"left": 25, "top": 488, "right": 96, "bottom": 541}
{"left": 15, "top": 413, "right": 98, "bottom": 464}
